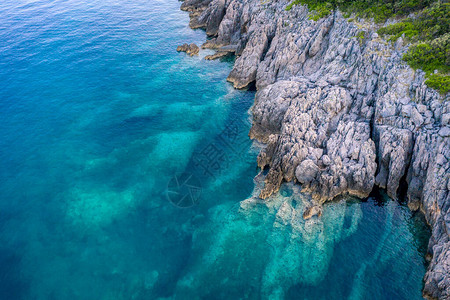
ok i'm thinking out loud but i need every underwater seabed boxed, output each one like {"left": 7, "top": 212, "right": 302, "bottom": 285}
{"left": 173, "top": 174, "right": 430, "bottom": 300}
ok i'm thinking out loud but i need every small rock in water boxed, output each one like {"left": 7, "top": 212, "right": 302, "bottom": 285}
{"left": 176, "top": 43, "right": 188, "bottom": 52}
{"left": 176, "top": 43, "right": 199, "bottom": 56}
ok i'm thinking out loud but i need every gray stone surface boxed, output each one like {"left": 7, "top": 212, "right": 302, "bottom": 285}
{"left": 180, "top": 0, "right": 450, "bottom": 298}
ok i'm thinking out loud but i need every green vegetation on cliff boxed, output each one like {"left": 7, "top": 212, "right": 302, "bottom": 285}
{"left": 286, "top": 0, "right": 449, "bottom": 94}
{"left": 285, "top": 0, "right": 434, "bottom": 22}
{"left": 378, "top": 3, "right": 449, "bottom": 93}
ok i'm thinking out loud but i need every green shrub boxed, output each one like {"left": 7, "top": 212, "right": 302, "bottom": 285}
{"left": 286, "top": 0, "right": 334, "bottom": 20}
{"left": 378, "top": 22, "right": 416, "bottom": 41}
{"left": 377, "top": 3, "right": 449, "bottom": 42}
{"left": 355, "top": 30, "right": 366, "bottom": 45}
{"left": 403, "top": 34, "right": 449, "bottom": 72}
{"left": 403, "top": 33, "right": 449, "bottom": 95}
{"left": 374, "top": 3, "right": 449, "bottom": 95}
{"left": 425, "top": 73, "right": 450, "bottom": 94}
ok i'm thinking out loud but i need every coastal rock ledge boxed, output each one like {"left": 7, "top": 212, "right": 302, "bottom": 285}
{"left": 180, "top": 0, "right": 450, "bottom": 298}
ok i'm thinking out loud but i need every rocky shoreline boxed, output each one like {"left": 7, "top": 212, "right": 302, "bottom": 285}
{"left": 178, "top": 0, "right": 449, "bottom": 298}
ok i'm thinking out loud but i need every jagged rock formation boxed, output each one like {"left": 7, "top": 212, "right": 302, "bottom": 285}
{"left": 176, "top": 43, "right": 200, "bottom": 55}
{"left": 179, "top": 0, "right": 450, "bottom": 298}
{"left": 250, "top": 81, "right": 377, "bottom": 203}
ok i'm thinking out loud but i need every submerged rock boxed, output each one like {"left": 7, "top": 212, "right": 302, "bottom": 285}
{"left": 180, "top": 0, "right": 450, "bottom": 298}
{"left": 302, "top": 204, "right": 322, "bottom": 220}
{"left": 174, "top": 181, "right": 363, "bottom": 299}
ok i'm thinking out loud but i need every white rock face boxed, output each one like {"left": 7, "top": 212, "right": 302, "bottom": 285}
{"left": 180, "top": 0, "right": 450, "bottom": 298}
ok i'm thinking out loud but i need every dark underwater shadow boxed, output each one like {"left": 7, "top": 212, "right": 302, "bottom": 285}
{"left": 0, "top": 247, "right": 29, "bottom": 300}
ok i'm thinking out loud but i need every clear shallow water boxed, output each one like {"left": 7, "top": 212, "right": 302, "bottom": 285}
{"left": 0, "top": 0, "right": 430, "bottom": 299}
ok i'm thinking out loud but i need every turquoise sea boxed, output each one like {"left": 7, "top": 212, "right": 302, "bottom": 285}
{"left": 0, "top": 0, "right": 431, "bottom": 299}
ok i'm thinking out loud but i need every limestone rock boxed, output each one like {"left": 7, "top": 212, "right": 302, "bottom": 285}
{"left": 295, "top": 159, "right": 319, "bottom": 184}
{"left": 176, "top": 43, "right": 200, "bottom": 56}
{"left": 374, "top": 126, "right": 414, "bottom": 199}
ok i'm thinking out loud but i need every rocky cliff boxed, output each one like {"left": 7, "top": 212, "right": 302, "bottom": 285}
{"left": 179, "top": 0, "right": 450, "bottom": 298}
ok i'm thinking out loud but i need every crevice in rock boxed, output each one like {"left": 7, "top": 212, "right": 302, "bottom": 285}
{"left": 260, "top": 32, "right": 275, "bottom": 64}
{"left": 397, "top": 172, "right": 410, "bottom": 205}
{"left": 369, "top": 112, "right": 380, "bottom": 174}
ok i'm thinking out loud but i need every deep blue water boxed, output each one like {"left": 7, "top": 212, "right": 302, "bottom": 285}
{"left": 0, "top": 0, "right": 430, "bottom": 299}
